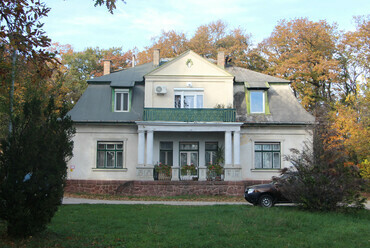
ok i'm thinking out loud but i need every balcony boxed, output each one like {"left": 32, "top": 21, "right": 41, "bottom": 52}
{"left": 143, "top": 108, "right": 236, "bottom": 122}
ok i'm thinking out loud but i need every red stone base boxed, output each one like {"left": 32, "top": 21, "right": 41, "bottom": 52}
{"left": 65, "top": 180, "right": 271, "bottom": 197}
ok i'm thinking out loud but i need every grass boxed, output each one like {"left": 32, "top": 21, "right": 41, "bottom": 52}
{"left": 0, "top": 205, "right": 369, "bottom": 247}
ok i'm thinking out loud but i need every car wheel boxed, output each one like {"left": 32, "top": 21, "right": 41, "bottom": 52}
{"left": 259, "top": 195, "right": 273, "bottom": 208}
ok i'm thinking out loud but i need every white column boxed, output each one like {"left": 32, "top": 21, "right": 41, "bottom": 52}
{"left": 233, "top": 131, "right": 240, "bottom": 166}
{"left": 146, "top": 130, "right": 154, "bottom": 166}
{"left": 137, "top": 130, "right": 145, "bottom": 166}
{"left": 225, "top": 131, "right": 232, "bottom": 166}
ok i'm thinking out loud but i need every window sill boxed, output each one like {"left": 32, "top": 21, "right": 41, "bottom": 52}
{"left": 250, "top": 169, "right": 280, "bottom": 172}
{"left": 92, "top": 168, "right": 128, "bottom": 172}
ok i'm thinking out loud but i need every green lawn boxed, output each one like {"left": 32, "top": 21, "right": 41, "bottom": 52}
{"left": 1, "top": 205, "right": 369, "bottom": 248}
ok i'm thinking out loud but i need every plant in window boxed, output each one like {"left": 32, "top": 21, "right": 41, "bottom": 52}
{"left": 155, "top": 162, "right": 172, "bottom": 177}
{"left": 181, "top": 164, "right": 197, "bottom": 175}
{"left": 207, "top": 164, "right": 224, "bottom": 176}
{"left": 215, "top": 146, "right": 225, "bottom": 165}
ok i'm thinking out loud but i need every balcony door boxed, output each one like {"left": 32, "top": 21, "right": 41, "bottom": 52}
{"left": 179, "top": 142, "right": 198, "bottom": 180}
{"left": 174, "top": 89, "right": 203, "bottom": 109}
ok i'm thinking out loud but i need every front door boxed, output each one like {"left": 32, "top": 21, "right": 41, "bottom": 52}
{"left": 180, "top": 151, "right": 198, "bottom": 180}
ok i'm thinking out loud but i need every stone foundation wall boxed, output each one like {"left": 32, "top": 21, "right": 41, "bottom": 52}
{"left": 65, "top": 179, "right": 271, "bottom": 196}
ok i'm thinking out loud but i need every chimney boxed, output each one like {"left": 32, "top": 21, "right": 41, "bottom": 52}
{"left": 103, "top": 59, "right": 112, "bottom": 75}
{"left": 217, "top": 51, "right": 225, "bottom": 69}
{"left": 153, "top": 49, "right": 160, "bottom": 67}
{"left": 132, "top": 55, "right": 136, "bottom": 68}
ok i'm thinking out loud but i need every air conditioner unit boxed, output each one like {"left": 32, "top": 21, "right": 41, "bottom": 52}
{"left": 155, "top": 85, "right": 167, "bottom": 94}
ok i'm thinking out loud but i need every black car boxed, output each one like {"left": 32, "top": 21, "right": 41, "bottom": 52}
{"left": 244, "top": 182, "right": 290, "bottom": 207}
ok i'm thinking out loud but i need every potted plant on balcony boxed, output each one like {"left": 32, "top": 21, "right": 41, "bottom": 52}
{"left": 181, "top": 164, "right": 197, "bottom": 176}
{"left": 207, "top": 164, "right": 224, "bottom": 181}
{"left": 155, "top": 163, "right": 172, "bottom": 181}
{"left": 207, "top": 146, "right": 224, "bottom": 181}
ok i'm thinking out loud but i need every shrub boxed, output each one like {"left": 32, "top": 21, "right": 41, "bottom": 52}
{"left": 274, "top": 124, "right": 366, "bottom": 211}
{"left": 0, "top": 96, "right": 74, "bottom": 237}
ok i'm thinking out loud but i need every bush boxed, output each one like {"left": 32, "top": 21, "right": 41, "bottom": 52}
{"left": 0, "top": 96, "right": 74, "bottom": 237}
{"left": 274, "top": 124, "right": 366, "bottom": 211}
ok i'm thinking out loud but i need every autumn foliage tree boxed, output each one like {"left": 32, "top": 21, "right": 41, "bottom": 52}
{"left": 48, "top": 44, "right": 138, "bottom": 103}
{"left": 137, "top": 30, "right": 188, "bottom": 64}
{"left": 0, "top": 0, "right": 54, "bottom": 134}
{"left": 260, "top": 18, "right": 340, "bottom": 112}
{"left": 337, "top": 15, "right": 370, "bottom": 100}
{"left": 135, "top": 20, "right": 252, "bottom": 68}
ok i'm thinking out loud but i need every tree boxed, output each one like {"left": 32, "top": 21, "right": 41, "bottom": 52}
{"left": 260, "top": 18, "right": 340, "bottom": 112}
{"left": 137, "top": 30, "right": 188, "bottom": 64}
{"left": 274, "top": 119, "right": 365, "bottom": 211}
{"left": 0, "top": 92, "right": 74, "bottom": 237}
{"left": 337, "top": 15, "right": 370, "bottom": 100}
{"left": 0, "top": 0, "right": 53, "bottom": 134}
{"left": 53, "top": 45, "right": 135, "bottom": 103}
{"left": 215, "top": 27, "right": 252, "bottom": 68}
{"left": 187, "top": 20, "right": 252, "bottom": 64}
{"left": 94, "top": 0, "right": 126, "bottom": 14}
{"left": 325, "top": 83, "right": 370, "bottom": 168}
{"left": 188, "top": 23, "right": 217, "bottom": 57}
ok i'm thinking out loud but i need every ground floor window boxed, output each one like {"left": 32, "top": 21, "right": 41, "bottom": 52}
{"left": 254, "top": 142, "right": 280, "bottom": 169}
{"left": 205, "top": 142, "right": 218, "bottom": 165}
{"left": 97, "top": 142, "right": 123, "bottom": 168}
{"left": 160, "top": 142, "right": 173, "bottom": 165}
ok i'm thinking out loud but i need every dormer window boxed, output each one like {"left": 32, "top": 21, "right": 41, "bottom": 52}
{"left": 114, "top": 89, "right": 129, "bottom": 112}
{"left": 250, "top": 91, "right": 264, "bottom": 113}
{"left": 245, "top": 82, "right": 270, "bottom": 115}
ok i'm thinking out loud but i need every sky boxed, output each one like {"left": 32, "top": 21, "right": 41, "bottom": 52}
{"left": 44, "top": 0, "right": 370, "bottom": 52}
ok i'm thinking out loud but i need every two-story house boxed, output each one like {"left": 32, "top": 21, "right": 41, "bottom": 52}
{"left": 66, "top": 50, "right": 314, "bottom": 195}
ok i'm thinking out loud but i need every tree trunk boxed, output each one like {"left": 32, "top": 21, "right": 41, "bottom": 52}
{"left": 8, "top": 49, "right": 17, "bottom": 135}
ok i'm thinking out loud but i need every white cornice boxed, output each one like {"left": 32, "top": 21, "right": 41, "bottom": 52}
{"left": 136, "top": 121, "right": 243, "bottom": 132}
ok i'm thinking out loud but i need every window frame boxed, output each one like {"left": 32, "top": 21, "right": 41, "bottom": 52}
{"left": 159, "top": 141, "right": 173, "bottom": 166}
{"left": 96, "top": 141, "right": 124, "bottom": 169}
{"left": 205, "top": 142, "right": 218, "bottom": 165}
{"left": 114, "top": 89, "right": 130, "bottom": 112}
{"left": 250, "top": 90, "right": 265, "bottom": 113}
{"left": 254, "top": 142, "right": 281, "bottom": 169}
{"left": 174, "top": 89, "right": 204, "bottom": 109}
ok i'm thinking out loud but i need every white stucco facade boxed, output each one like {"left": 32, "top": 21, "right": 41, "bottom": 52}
{"left": 67, "top": 123, "right": 311, "bottom": 181}
{"left": 67, "top": 124, "right": 138, "bottom": 181}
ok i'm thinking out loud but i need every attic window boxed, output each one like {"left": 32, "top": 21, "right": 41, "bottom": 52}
{"left": 250, "top": 91, "right": 264, "bottom": 113}
{"left": 114, "top": 89, "right": 129, "bottom": 112}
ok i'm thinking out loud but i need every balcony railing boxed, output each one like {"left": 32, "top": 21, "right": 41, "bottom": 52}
{"left": 143, "top": 108, "right": 236, "bottom": 122}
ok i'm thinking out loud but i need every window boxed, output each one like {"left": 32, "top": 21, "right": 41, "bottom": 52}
{"left": 254, "top": 143, "right": 280, "bottom": 169}
{"left": 174, "top": 90, "right": 203, "bottom": 108}
{"left": 205, "top": 142, "right": 218, "bottom": 165}
{"left": 97, "top": 142, "right": 123, "bottom": 168}
{"left": 160, "top": 142, "right": 173, "bottom": 165}
{"left": 114, "top": 89, "right": 129, "bottom": 112}
{"left": 250, "top": 91, "right": 264, "bottom": 113}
